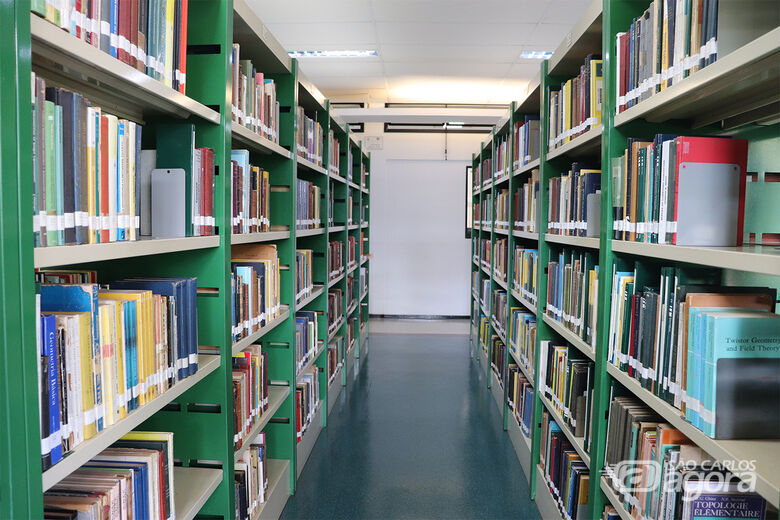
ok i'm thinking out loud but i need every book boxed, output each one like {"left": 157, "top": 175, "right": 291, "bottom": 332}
{"left": 232, "top": 348, "right": 268, "bottom": 450}
{"left": 548, "top": 55, "right": 603, "bottom": 151}
{"left": 328, "top": 130, "right": 340, "bottom": 175}
{"left": 493, "top": 238, "right": 508, "bottom": 282}
{"left": 512, "top": 116, "right": 540, "bottom": 170}
{"left": 513, "top": 168, "right": 539, "bottom": 232}
{"left": 296, "top": 107, "right": 324, "bottom": 167}
{"left": 296, "top": 178, "right": 322, "bottom": 230}
{"left": 491, "top": 289, "right": 508, "bottom": 338}
{"left": 493, "top": 133, "right": 510, "bottom": 178}
{"left": 328, "top": 240, "right": 345, "bottom": 281}
{"left": 547, "top": 164, "right": 601, "bottom": 237}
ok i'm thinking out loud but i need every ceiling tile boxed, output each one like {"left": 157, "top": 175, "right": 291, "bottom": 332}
{"left": 375, "top": 22, "right": 537, "bottom": 46}
{"left": 383, "top": 61, "right": 512, "bottom": 78}
{"left": 371, "top": 0, "right": 548, "bottom": 24}
{"left": 379, "top": 44, "right": 522, "bottom": 64}
{"left": 248, "top": 0, "right": 373, "bottom": 24}
{"left": 297, "top": 60, "right": 385, "bottom": 78}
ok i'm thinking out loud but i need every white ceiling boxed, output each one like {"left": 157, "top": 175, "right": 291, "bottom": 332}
{"left": 248, "top": 0, "right": 591, "bottom": 104}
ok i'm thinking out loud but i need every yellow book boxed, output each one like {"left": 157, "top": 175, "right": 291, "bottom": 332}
{"left": 86, "top": 107, "right": 99, "bottom": 244}
{"left": 141, "top": 289, "right": 157, "bottom": 400}
{"left": 99, "top": 294, "right": 128, "bottom": 420}
{"left": 105, "top": 114, "right": 119, "bottom": 242}
{"left": 661, "top": 0, "right": 670, "bottom": 90}
{"left": 564, "top": 79, "right": 573, "bottom": 144}
{"left": 98, "top": 302, "right": 121, "bottom": 426}
{"left": 589, "top": 60, "right": 603, "bottom": 125}
{"left": 164, "top": 0, "right": 175, "bottom": 88}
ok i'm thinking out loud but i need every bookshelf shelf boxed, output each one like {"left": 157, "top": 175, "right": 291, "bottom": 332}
{"left": 297, "top": 157, "right": 327, "bottom": 175}
{"left": 348, "top": 224, "right": 358, "bottom": 230}
{"left": 234, "top": 385, "right": 291, "bottom": 462}
{"left": 328, "top": 225, "right": 346, "bottom": 233}
{"left": 513, "top": 158, "right": 541, "bottom": 177}
{"left": 544, "top": 233, "right": 599, "bottom": 250}
{"left": 30, "top": 14, "right": 220, "bottom": 124}
{"left": 329, "top": 172, "right": 346, "bottom": 184}
{"left": 328, "top": 317, "right": 344, "bottom": 341}
{"left": 296, "top": 401, "right": 323, "bottom": 477}
{"left": 613, "top": 28, "right": 780, "bottom": 129}
{"left": 348, "top": 181, "right": 360, "bottom": 190}
{"left": 174, "top": 467, "right": 223, "bottom": 520}
{"left": 494, "top": 275, "right": 508, "bottom": 291}
{"left": 232, "top": 230, "right": 291, "bottom": 245}
{"left": 491, "top": 318, "right": 507, "bottom": 343}
{"left": 34, "top": 236, "right": 221, "bottom": 268}
{"left": 347, "top": 299, "right": 358, "bottom": 318}
{"left": 296, "top": 227, "right": 325, "bottom": 238}
{"left": 606, "top": 364, "right": 780, "bottom": 508}
{"left": 347, "top": 262, "right": 357, "bottom": 274}
{"left": 546, "top": 124, "right": 602, "bottom": 160}
{"left": 546, "top": 0, "right": 602, "bottom": 77}
{"left": 360, "top": 256, "right": 368, "bottom": 266}
{"left": 534, "top": 466, "right": 565, "bottom": 520}
{"left": 512, "top": 230, "right": 539, "bottom": 241}
{"left": 252, "top": 460, "right": 291, "bottom": 520}
{"left": 599, "top": 477, "right": 634, "bottom": 520}
{"left": 541, "top": 314, "right": 595, "bottom": 361}
{"left": 494, "top": 173, "right": 511, "bottom": 187}
{"left": 360, "top": 289, "right": 368, "bottom": 303}
{"left": 495, "top": 228, "right": 509, "bottom": 236}
{"left": 231, "top": 306, "right": 291, "bottom": 355}
{"left": 361, "top": 188, "right": 369, "bottom": 195}
{"left": 361, "top": 222, "right": 368, "bottom": 229}
{"left": 295, "top": 284, "right": 324, "bottom": 311}
{"left": 539, "top": 393, "right": 590, "bottom": 467}
{"left": 507, "top": 412, "right": 532, "bottom": 480}
{"left": 481, "top": 264, "right": 491, "bottom": 277}
{"left": 232, "top": 0, "right": 291, "bottom": 74}
{"left": 510, "top": 289, "right": 537, "bottom": 315}
{"left": 327, "top": 366, "right": 343, "bottom": 415}
{"left": 41, "top": 354, "right": 220, "bottom": 491}
{"left": 611, "top": 241, "right": 780, "bottom": 276}
{"left": 231, "top": 122, "right": 291, "bottom": 158}
{"left": 328, "top": 271, "right": 345, "bottom": 287}
{"left": 489, "top": 370, "right": 505, "bottom": 415}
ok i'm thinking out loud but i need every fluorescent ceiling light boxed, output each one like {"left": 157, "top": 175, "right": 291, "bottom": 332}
{"left": 288, "top": 50, "right": 378, "bottom": 58}
{"left": 448, "top": 121, "right": 466, "bottom": 126}
{"left": 520, "top": 51, "right": 553, "bottom": 60}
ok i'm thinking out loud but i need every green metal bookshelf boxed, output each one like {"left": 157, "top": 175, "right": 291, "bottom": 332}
{"left": 469, "top": 0, "right": 780, "bottom": 518}
{"left": 0, "top": 0, "right": 371, "bottom": 518}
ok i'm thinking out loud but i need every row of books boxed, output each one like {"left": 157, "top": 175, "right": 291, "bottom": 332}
{"left": 33, "top": 0, "right": 189, "bottom": 93}
{"left": 231, "top": 150, "right": 271, "bottom": 235}
{"left": 481, "top": 156, "right": 492, "bottom": 186}
{"left": 328, "top": 240, "right": 344, "bottom": 280}
{"left": 492, "top": 290, "right": 508, "bottom": 337}
{"left": 346, "top": 315, "right": 357, "bottom": 352}
{"left": 479, "top": 239, "right": 492, "bottom": 270}
{"left": 232, "top": 348, "right": 269, "bottom": 451}
{"left": 32, "top": 78, "right": 219, "bottom": 246}
{"left": 513, "top": 246, "right": 538, "bottom": 303}
{"left": 236, "top": 433, "right": 270, "bottom": 520}
{"left": 480, "top": 279, "right": 491, "bottom": 312}
{"left": 327, "top": 340, "right": 342, "bottom": 384}
{"left": 547, "top": 164, "right": 601, "bottom": 238}
{"left": 43, "top": 431, "right": 176, "bottom": 519}
{"left": 493, "top": 239, "right": 508, "bottom": 282}
{"left": 494, "top": 188, "right": 510, "bottom": 231}
{"left": 493, "top": 134, "right": 510, "bottom": 178}
{"left": 295, "top": 366, "right": 319, "bottom": 442}
{"left": 328, "top": 130, "right": 340, "bottom": 176}
{"left": 602, "top": 396, "right": 769, "bottom": 520}
{"left": 490, "top": 336, "right": 507, "bottom": 384}
{"left": 507, "top": 364, "right": 533, "bottom": 437}
{"left": 545, "top": 249, "right": 600, "bottom": 348}
{"left": 230, "top": 244, "right": 282, "bottom": 343}
{"left": 615, "top": 0, "right": 722, "bottom": 114}
{"left": 328, "top": 289, "right": 344, "bottom": 332}
{"left": 479, "top": 315, "right": 490, "bottom": 355}
{"left": 607, "top": 263, "right": 778, "bottom": 439}
{"left": 294, "top": 311, "right": 318, "bottom": 376}
{"left": 359, "top": 267, "right": 367, "bottom": 296}
{"left": 347, "top": 236, "right": 357, "bottom": 266}
{"left": 347, "top": 193, "right": 355, "bottom": 224}
{"left": 539, "top": 341, "right": 595, "bottom": 445}
{"left": 37, "top": 274, "right": 199, "bottom": 470}
{"left": 230, "top": 44, "right": 280, "bottom": 143}
{"left": 539, "top": 412, "right": 590, "bottom": 520}
{"left": 548, "top": 55, "right": 603, "bottom": 150}
{"left": 514, "top": 169, "right": 539, "bottom": 233}
{"left": 513, "top": 116, "right": 541, "bottom": 170}
{"left": 296, "top": 107, "right": 324, "bottom": 167}
{"left": 296, "top": 179, "right": 322, "bottom": 230}
{"left": 509, "top": 309, "right": 536, "bottom": 379}
{"left": 295, "top": 249, "right": 314, "bottom": 303}
{"left": 347, "top": 273, "right": 358, "bottom": 309}
{"left": 611, "top": 135, "right": 747, "bottom": 246}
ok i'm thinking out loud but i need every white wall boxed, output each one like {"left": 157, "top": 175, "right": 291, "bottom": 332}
{"left": 365, "top": 125, "right": 485, "bottom": 316}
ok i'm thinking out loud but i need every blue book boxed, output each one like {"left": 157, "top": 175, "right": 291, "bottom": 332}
{"left": 109, "top": 0, "right": 119, "bottom": 58}
{"left": 41, "top": 284, "right": 102, "bottom": 431}
{"left": 522, "top": 386, "right": 534, "bottom": 436}
{"left": 41, "top": 314, "right": 63, "bottom": 466}
{"left": 124, "top": 300, "right": 138, "bottom": 411}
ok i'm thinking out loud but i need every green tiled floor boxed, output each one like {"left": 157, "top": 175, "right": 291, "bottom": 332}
{"left": 281, "top": 330, "right": 541, "bottom": 520}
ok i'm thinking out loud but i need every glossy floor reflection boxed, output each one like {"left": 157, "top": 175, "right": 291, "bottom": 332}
{"left": 280, "top": 331, "right": 542, "bottom": 520}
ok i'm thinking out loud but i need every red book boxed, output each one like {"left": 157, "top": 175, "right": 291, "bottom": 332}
{"left": 177, "top": 0, "right": 189, "bottom": 94}
{"left": 89, "top": 0, "right": 100, "bottom": 47}
{"left": 117, "top": 0, "right": 130, "bottom": 64}
{"left": 129, "top": 0, "right": 138, "bottom": 69}
{"left": 618, "top": 32, "right": 628, "bottom": 113}
{"left": 99, "top": 116, "right": 110, "bottom": 244}
{"left": 672, "top": 136, "right": 748, "bottom": 246}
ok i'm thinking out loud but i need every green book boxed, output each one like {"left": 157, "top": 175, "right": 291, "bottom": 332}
{"left": 44, "top": 100, "right": 58, "bottom": 246}
{"left": 155, "top": 122, "right": 196, "bottom": 236}
{"left": 54, "top": 104, "right": 65, "bottom": 245}
{"left": 31, "top": 0, "right": 46, "bottom": 16}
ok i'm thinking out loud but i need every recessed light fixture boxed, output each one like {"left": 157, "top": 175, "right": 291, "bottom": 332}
{"left": 520, "top": 51, "right": 553, "bottom": 60}
{"left": 288, "top": 50, "right": 379, "bottom": 58}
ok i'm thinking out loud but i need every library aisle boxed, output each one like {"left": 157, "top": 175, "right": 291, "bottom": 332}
{"left": 282, "top": 323, "right": 541, "bottom": 520}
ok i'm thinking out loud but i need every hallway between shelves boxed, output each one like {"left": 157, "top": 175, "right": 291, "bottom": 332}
{"left": 281, "top": 323, "right": 541, "bottom": 520}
